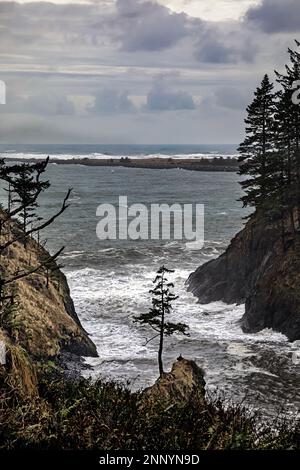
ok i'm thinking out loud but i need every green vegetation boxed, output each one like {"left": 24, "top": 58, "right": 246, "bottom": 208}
{"left": 238, "top": 74, "right": 277, "bottom": 208}
{"left": 0, "top": 157, "right": 76, "bottom": 359}
{"left": 1, "top": 158, "right": 50, "bottom": 247}
{"left": 0, "top": 156, "right": 71, "bottom": 305}
{"left": 238, "top": 41, "right": 300, "bottom": 238}
{"left": 0, "top": 370, "right": 299, "bottom": 450}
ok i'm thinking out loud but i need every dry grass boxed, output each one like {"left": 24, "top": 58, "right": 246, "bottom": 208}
{"left": 0, "top": 371, "right": 299, "bottom": 450}
{"left": 0, "top": 208, "right": 94, "bottom": 358}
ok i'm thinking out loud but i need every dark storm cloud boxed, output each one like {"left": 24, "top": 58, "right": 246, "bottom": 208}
{"left": 246, "top": 0, "right": 300, "bottom": 33}
{"left": 90, "top": 89, "right": 136, "bottom": 114}
{"left": 145, "top": 79, "right": 195, "bottom": 111}
{"left": 0, "top": 0, "right": 295, "bottom": 144}
{"left": 194, "top": 24, "right": 257, "bottom": 64}
{"left": 0, "top": 1, "right": 258, "bottom": 68}
{"left": 114, "top": 0, "right": 256, "bottom": 63}
{"left": 114, "top": 0, "right": 191, "bottom": 51}
{"left": 195, "top": 39, "right": 256, "bottom": 64}
{"left": 195, "top": 38, "right": 237, "bottom": 64}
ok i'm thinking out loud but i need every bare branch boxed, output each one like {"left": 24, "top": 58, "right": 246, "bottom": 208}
{"left": 3, "top": 247, "right": 65, "bottom": 285}
{"left": 25, "top": 188, "right": 72, "bottom": 238}
{"left": 0, "top": 189, "right": 72, "bottom": 252}
{"left": 144, "top": 333, "right": 160, "bottom": 346}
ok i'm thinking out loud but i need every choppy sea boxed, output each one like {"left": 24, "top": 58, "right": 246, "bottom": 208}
{"left": 1, "top": 144, "right": 299, "bottom": 419}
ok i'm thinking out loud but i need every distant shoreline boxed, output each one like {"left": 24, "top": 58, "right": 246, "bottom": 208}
{"left": 7, "top": 156, "right": 239, "bottom": 172}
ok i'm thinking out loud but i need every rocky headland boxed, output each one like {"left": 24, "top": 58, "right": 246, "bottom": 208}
{"left": 0, "top": 208, "right": 97, "bottom": 393}
{"left": 187, "top": 211, "right": 300, "bottom": 341}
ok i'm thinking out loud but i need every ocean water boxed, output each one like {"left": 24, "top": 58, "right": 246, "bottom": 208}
{"left": 0, "top": 146, "right": 299, "bottom": 419}
{"left": 0, "top": 143, "right": 238, "bottom": 160}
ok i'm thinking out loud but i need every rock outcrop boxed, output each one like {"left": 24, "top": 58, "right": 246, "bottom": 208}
{"left": 0, "top": 209, "right": 97, "bottom": 360}
{"left": 187, "top": 212, "right": 300, "bottom": 341}
{"left": 142, "top": 357, "right": 206, "bottom": 406}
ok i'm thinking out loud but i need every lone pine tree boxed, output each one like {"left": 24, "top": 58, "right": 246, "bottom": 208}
{"left": 238, "top": 74, "right": 276, "bottom": 208}
{"left": 134, "top": 266, "right": 189, "bottom": 377}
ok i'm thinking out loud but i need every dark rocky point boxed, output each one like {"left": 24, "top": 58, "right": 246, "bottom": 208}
{"left": 187, "top": 212, "right": 300, "bottom": 341}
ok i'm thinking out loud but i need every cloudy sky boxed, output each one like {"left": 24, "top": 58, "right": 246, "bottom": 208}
{"left": 0, "top": 0, "right": 299, "bottom": 144}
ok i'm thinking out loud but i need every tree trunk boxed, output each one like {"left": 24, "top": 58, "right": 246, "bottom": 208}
{"left": 23, "top": 210, "right": 27, "bottom": 248}
{"left": 295, "top": 112, "right": 300, "bottom": 227}
{"left": 261, "top": 104, "right": 267, "bottom": 199}
{"left": 290, "top": 208, "right": 296, "bottom": 234}
{"left": 281, "top": 212, "right": 286, "bottom": 250}
{"left": 158, "top": 330, "right": 164, "bottom": 378}
{"left": 8, "top": 183, "right": 11, "bottom": 214}
{"left": 158, "top": 271, "right": 165, "bottom": 378}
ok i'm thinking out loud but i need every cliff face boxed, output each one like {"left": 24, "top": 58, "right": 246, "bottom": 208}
{"left": 187, "top": 213, "right": 300, "bottom": 341}
{"left": 0, "top": 210, "right": 97, "bottom": 359}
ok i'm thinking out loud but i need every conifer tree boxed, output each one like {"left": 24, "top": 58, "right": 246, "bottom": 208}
{"left": 1, "top": 159, "right": 50, "bottom": 246}
{"left": 0, "top": 157, "right": 71, "bottom": 310}
{"left": 134, "top": 266, "right": 189, "bottom": 377}
{"left": 238, "top": 74, "right": 276, "bottom": 208}
{"left": 272, "top": 89, "right": 298, "bottom": 233}
{"left": 275, "top": 41, "right": 300, "bottom": 228}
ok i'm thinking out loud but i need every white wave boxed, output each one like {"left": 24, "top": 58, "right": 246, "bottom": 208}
{"left": 3, "top": 152, "right": 77, "bottom": 160}
{"left": 65, "top": 262, "right": 300, "bottom": 419}
{"left": 61, "top": 250, "right": 85, "bottom": 259}
{"left": 3, "top": 151, "right": 239, "bottom": 162}
{"left": 67, "top": 266, "right": 288, "bottom": 348}
{"left": 185, "top": 240, "right": 205, "bottom": 251}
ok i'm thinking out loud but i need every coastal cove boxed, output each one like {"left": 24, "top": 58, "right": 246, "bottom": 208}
{"left": 2, "top": 0, "right": 300, "bottom": 454}
{"left": 0, "top": 161, "right": 298, "bottom": 419}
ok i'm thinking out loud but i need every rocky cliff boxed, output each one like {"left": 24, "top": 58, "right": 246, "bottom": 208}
{"left": 0, "top": 209, "right": 97, "bottom": 361}
{"left": 187, "top": 212, "right": 300, "bottom": 341}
